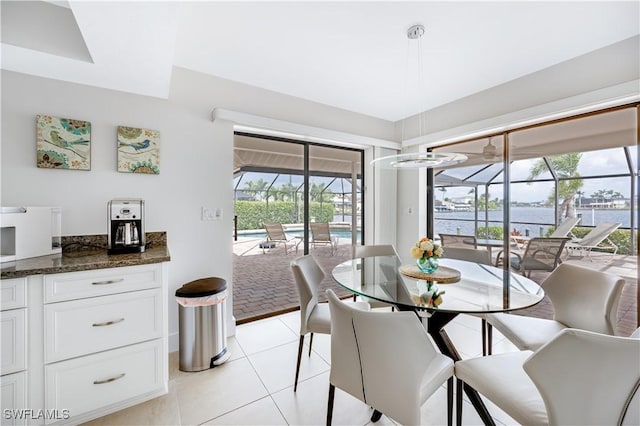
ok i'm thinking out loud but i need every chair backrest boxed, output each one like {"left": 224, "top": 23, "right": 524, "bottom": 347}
{"left": 439, "top": 233, "right": 477, "bottom": 248}
{"left": 574, "top": 222, "right": 621, "bottom": 247}
{"left": 310, "top": 222, "right": 332, "bottom": 242}
{"left": 264, "top": 222, "right": 287, "bottom": 241}
{"left": 549, "top": 217, "right": 581, "bottom": 237}
{"left": 523, "top": 328, "right": 640, "bottom": 426}
{"left": 326, "top": 289, "right": 452, "bottom": 426}
{"left": 353, "top": 244, "right": 399, "bottom": 259}
{"left": 542, "top": 263, "right": 625, "bottom": 335}
{"left": 291, "top": 255, "right": 324, "bottom": 334}
{"left": 325, "top": 289, "right": 366, "bottom": 403}
{"left": 521, "top": 237, "right": 569, "bottom": 271}
{"left": 440, "top": 247, "right": 491, "bottom": 265}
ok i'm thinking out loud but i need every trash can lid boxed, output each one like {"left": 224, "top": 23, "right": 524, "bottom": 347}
{"left": 175, "top": 277, "right": 227, "bottom": 297}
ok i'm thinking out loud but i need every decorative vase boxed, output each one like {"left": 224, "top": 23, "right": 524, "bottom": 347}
{"left": 417, "top": 256, "right": 439, "bottom": 274}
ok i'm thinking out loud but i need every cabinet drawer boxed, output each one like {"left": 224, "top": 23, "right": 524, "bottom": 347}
{"left": 1, "top": 309, "right": 26, "bottom": 375}
{"left": 44, "top": 264, "right": 162, "bottom": 303}
{"left": 45, "top": 288, "right": 162, "bottom": 363}
{"left": 1, "top": 278, "right": 27, "bottom": 311}
{"left": 45, "top": 339, "right": 164, "bottom": 424}
{"left": 1, "top": 371, "right": 28, "bottom": 426}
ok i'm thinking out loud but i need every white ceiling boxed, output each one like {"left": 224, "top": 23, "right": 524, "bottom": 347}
{"left": 1, "top": 1, "right": 638, "bottom": 122}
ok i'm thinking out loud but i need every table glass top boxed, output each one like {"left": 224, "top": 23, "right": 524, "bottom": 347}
{"left": 331, "top": 256, "right": 544, "bottom": 314}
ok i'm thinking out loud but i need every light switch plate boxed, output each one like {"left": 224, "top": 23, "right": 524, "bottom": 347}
{"left": 202, "top": 207, "right": 215, "bottom": 221}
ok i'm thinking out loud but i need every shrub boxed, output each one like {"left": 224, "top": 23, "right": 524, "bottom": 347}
{"left": 234, "top": 201, "right": 334, "bottom": 230}
{"left": 476, "top": 226, "right": 503, "bottom": 240}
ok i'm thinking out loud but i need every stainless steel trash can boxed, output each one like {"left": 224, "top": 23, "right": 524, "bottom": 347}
{"left": 176, "top": 277, "right": 230, "bottom": 372}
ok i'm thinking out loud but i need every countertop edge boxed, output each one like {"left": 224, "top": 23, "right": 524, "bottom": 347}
{"left": 1, "top": 250, "right": 171, "bottom": 279}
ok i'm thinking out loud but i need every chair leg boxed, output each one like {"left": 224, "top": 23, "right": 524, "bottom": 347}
{"left": 487, "top": 322, "right": 493, "bottom": 355}
{"left": 447, "top": 377, "right": 454, "bottom": 426}
{"left": 456, "top": 379, "right": 463, "bottom": 426}
{"left": 308, "top": 332, "right": 314, "bottom": 356}
{"left": 481, "top": 318, "right": 487, "bottom": 356}
{"left": 294, "top": 335, "right": 304, "bottom": 392}
{"left": 326, "top": 383, "right": 335, "bottom": 426}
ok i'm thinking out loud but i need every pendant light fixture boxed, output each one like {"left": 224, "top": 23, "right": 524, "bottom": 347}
{"left": 371, "top": 24, "right": 467, "bottom": 169}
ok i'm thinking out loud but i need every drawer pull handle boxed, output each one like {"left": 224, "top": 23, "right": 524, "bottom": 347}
{"left": 91, "top": 278, "right": 124, "bottom": 285}
{"left": 92, "top": 318, "right": 125, "bottom": 327}
{"left": 93, "top": 373, "right": 125, "bottom": 385}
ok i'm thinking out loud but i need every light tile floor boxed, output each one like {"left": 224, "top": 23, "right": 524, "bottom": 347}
{"left": 84, "top": 310, "right": 522, "bottom": 426}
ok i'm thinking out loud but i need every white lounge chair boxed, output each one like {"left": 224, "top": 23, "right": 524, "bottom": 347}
{"left": 263, "top": 222, "right": 300, "bottom": 254}
{"left": 565, "top": 222, "right": 621, "bottom": 260}
{"left": 310, "top": 222, "right": 338, "bottom": 255}
{"left": 549, "top": 216, "right": 581, "bottom": 237}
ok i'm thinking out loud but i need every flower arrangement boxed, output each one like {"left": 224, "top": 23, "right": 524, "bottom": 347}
{"left": 410, "top": 237, "right": 444, "bottom": 273}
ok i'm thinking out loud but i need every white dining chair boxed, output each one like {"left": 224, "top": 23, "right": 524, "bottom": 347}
{"left": 290, "top": 255, "right": 369, "bottom": 392}
{"left": 352, "top": 244, "right": 399, "bottom": 310}
{"left": 485, "top": 262, "right": 625, "bottom": 353}
{"left": 455, "top": 328, "right": 640, "bottom": 426}
{"left": 441, "top": 247, "right": 493, "bottom": 355}
{"left": 326, "top": 289, "right": 455, "bottom": 426}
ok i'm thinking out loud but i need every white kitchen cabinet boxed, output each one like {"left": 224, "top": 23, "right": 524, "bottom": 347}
{"left": 1, "top": 277, "right": 28, "bottom": 426}
{"left": 44, "top": 288, "right": 162, "bottom": 363}
{"left": 43, "top": 263, "right": 162, "bottom": 303}
{"left": 44, "top": 339, "right": 163, "bottom": 424}
{"left": 0, "top": 261, "right": 168, "bottom": 426}
{"left": 1, "top": 309, "right": 27, "bottom": 376}
{"left": 0, "top": 371, "right": 27, "bottom": 426}
{"left": 41, "top": 263, "right": 168, "bottom": 424}
{"left": 1, "top": 278, "right": 26, "bottom": 311}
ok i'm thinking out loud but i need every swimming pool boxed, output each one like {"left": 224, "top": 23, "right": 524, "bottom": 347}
{"left": 238, "top": 228, "right": 362, "bottom": 241}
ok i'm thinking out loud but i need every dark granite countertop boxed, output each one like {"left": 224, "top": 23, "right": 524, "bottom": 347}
{"left": 1, "top": 232, "right": 170, "bottom": 279}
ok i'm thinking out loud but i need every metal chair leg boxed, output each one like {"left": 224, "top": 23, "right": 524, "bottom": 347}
{"left": 294, "top": 335, "right": 304, "bottom": 392}
{"left": 326, "top": 383, "right": 335, "bottom": 426}
{"left": 447, "top": 376, "right": 454, "bottom": 426}
{"left": 456, "top": 379, "right": 464, "bottom": 426}
{"left": 481, "top": 318, "right": 487, "bottom": 356}
{"left": 487, "top": 323, "right": 493, "bottom": 355}
{"left": 308, "top": 332, "right": 314, "bottom": 356}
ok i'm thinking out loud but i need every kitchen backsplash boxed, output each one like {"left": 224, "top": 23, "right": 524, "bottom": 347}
{"left": 62, "top": 231, "right": 166, "bottom": 252}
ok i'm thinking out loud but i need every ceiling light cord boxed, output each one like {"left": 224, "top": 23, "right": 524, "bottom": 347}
{"left": 370, "top": 24, "right": 467, "bottom": 169}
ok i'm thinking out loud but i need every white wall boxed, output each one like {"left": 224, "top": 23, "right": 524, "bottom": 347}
{"left": 1, "top": 68, "right": 396, "bottom": 350}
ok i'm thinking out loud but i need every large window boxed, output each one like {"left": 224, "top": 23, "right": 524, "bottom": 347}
{"left": 432, "top": 106, "right": 638, "bottom": 252}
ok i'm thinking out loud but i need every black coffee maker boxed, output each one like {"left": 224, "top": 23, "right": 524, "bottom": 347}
{"left": 108, "top": 199, "right": 145, "bottom": 254}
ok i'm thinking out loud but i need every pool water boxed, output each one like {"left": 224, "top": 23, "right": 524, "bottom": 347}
{"left": 238, "top": 229, "right": 361, "bottom": 241}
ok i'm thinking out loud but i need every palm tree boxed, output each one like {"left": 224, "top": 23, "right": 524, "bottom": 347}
{"left": 243, "top": 178, "right": 269, "bottom": 201}
{"left": 528, "top": 153, "right": 583, "bottom": 220}
{"left": 309, "top": 182, "right": 333, "bottom": 202}
{"left": 575, "top": 190, "right": 584, "bottom": 208}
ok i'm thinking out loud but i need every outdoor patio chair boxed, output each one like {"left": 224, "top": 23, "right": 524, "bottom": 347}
{"left": 565, "top": 222, "right": 621, "bottom": 260}
{"left": 549, "top": 216, "right": 581, "bottom": 237}
{"left": 310, "top": 222, "right": 338, "bottom": 255}
{"left": 263, "top": 222, "right": 299, "bottom": 254}
{"left": 455, "top": 328, "right": 640, "bottom": 426}
{"left": 438, "top": 233, "right": 477, "bottom": 248}
{"left": 510, "top": 237, "right": 570, "bottom": 278}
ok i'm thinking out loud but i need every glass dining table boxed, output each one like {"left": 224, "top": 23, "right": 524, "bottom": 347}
{"left": 331, "top": 255, "right": 545, "bottom": 425}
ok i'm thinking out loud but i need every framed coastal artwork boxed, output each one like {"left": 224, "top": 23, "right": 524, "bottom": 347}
{"left": 36, "top": 115, "right": 91, "bottom": 170}
{"left": 117, "top": 126, "right": 160, "bottom": 174}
